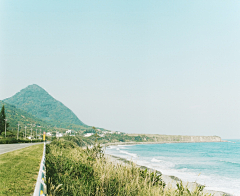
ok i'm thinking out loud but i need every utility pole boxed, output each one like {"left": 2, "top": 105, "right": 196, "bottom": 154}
{"left": 17, "top": 124, "right": 20, "bottom": 140}
{"left": 4, "top": 119, "right": 7, "bottom": 138}
{"left": 31, "top": 127, "right": 33, "bottom": 142}
{"left": 36, "top": 129, "right": 37, "bottom": 139}
{"left": 25, "top": 126, "right": 27, "bottom": 139}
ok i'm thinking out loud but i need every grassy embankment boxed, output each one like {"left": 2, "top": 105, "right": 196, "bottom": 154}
{"left": 0, "top": 144, "right": 43, "bottom": 196}
{"left": 46, "top": 136, "right": 210, "bottom": 196}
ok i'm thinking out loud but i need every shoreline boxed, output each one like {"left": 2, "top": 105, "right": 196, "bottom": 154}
{"left": 103, "top": 145, "right": 232, "bottom": 196}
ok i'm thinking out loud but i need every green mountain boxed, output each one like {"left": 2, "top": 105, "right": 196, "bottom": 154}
{"left": 3, "top": 84, "right": 85, "bottom": 129}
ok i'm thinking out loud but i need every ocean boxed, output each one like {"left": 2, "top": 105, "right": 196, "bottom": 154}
{"left": 105, "top": 140, "right": 240, "bottom": 195}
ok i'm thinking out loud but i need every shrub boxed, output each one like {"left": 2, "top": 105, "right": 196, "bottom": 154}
{"left": 0, "top": 138, "right": 18, "bottom": 144}
{"left": 0, "top": 138, "right": 43, "bottom": 144}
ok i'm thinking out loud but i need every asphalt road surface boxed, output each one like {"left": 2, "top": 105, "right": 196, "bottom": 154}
{"left": 0, "top": 142, "right": 44, "bottom": 155}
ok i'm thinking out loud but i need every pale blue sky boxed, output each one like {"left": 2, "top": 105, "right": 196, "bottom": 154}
{"left": 1, "top": 1, "right": 240, "bottom": 138}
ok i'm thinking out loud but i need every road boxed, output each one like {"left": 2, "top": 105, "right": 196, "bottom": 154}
{"left": 0, "top": 142, "right": 44, "bottom": 155}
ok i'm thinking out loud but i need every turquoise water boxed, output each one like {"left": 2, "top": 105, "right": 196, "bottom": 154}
{"left": 105, "top": 140, "right": 240, "bottom": 195}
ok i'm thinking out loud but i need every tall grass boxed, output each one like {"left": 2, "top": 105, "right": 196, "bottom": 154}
{"left": 46, "top": 138, "right": 211, "bottom": 196}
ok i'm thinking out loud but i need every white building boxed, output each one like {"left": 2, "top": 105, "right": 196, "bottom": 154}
{"left": 66, "top": 130, "right": 74, "bottom": 134}
{"left": 56, "top": 132, "right": 63, "bottom": 137}
{"left": 66, "top": 130, "right": 71, "bottom": 134}
{"left": 84, "top": 133, "right": 94, "bottom": 137}
{"left": 46, "top": 132, "right": 52, "bottom": 136}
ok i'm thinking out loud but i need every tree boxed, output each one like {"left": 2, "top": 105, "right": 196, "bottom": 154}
{"left": 0, "top": 105, "right": 9, "bottom": 135}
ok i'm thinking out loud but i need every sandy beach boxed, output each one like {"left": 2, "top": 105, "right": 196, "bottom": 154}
{"left": 104, "top": 153, "right": 232, "bottom": 196}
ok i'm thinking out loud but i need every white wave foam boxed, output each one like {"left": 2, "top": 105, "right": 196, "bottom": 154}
{"left": 119, "top": 150, "right": 137, "bottom": 158}
{"left": 151, "top": 158, "right": 162, "bottom": 162}
{"left": 106, "top": 146, "right": 119, "bottom": 149}
{"left": 159, "top": 168, "right": 240, "bottom": 196}
{"left": 219, "top": 159, "right": 240, "bottom": 165}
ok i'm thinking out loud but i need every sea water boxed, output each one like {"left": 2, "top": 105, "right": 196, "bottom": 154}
{"left": 105, "top": 140, "right": 240, "bottom": 195}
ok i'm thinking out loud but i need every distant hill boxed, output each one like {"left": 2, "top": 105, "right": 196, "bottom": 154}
{"left": 3, "top": 84, "right": 85, "bottom": 129}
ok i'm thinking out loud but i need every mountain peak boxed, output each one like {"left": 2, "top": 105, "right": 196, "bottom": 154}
{"left": 3, "top": 84, "right": 85, "bottom": 128}
{"left": 27, "top": 84, "right": 43, "bottom": 89}
{"left": 23, "top": 84, "right": 48, "bottom": 93}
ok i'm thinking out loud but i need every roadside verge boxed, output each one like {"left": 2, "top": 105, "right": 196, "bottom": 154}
{"left": 0, "top": 144, "right": 43, "bottom": 196}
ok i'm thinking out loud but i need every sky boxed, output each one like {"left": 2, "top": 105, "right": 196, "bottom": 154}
{"left": 1, "top": 0, "right": 240, "bottom": 139}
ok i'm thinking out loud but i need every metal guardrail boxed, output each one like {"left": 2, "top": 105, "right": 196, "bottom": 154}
{"left": 33, "top": 142, "right": 47, "bottom": 196}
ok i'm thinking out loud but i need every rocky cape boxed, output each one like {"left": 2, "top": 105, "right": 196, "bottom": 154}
{"left": 104, "top": 134, "right": 222, "bottom": 146}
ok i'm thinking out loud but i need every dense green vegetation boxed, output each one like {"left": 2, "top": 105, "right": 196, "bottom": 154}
{"left": 3, "top": 84, "right": 85, "bottom": 129}
{"left": 0, "top": 144, "right": 43, "bottom": 196}
{"left": 46, "top": 137, "right": 209, "bottom": 196}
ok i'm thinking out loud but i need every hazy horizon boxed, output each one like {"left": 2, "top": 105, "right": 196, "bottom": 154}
{"left": 1, "top": 1, "right": 240, "bottom": 139}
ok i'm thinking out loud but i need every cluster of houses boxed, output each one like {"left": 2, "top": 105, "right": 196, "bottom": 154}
{"left": 43, "top": 129, "right": 122, "bottom": 138}
{"left": 40, "top": 129, "right": 122, "bottom": 138}
{"left": 24, "top": 125, "right": 123, "bottom": 140}
{"left": 83, "top": 130, "right": 121, "bottom": 137}
{"left": 45, "top": 129, "right": 75, "bottom": 138}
